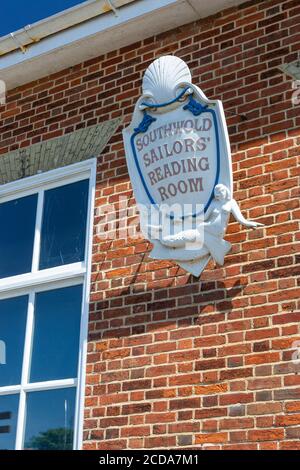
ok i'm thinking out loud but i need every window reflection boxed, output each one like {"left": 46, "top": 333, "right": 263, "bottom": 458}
{"left": 30, "top": 285, "right": 82, "bottom": 382}
{"left": 39, "top": 179, "right": 89, "bottom": 270}
{"left": 0, "top": 194, "right": 37, "bottom": 278}
{"left": 0, "top": 394, "right": 19, "bottom": 450}
{"left": 24, "top": 388, "right": 76, "bottom": 450}
{"left": 0, "top": 296, "right": 28, "bottom": 387}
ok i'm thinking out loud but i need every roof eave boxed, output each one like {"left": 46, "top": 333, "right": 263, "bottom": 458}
{"left": 0, "top": 0, "right": 245, "bottom": 91}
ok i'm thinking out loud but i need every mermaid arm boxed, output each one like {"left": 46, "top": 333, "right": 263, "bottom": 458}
{"left": 231, "top": 199, "right": 264, "bottom": 228}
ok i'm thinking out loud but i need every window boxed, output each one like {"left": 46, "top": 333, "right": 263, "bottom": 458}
{"left": 0, "top": 195, "right": 37, "bottom": 278}
{"left": 0, "top": 160, "right": 96, "bottom": 450}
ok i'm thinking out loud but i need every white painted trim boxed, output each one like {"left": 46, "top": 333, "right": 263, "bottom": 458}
{"left": 0, "top": 1, "right": 245, "bottom": 90}
{"left": 0, "top": 274, "right": 85, "bottom": 301}
{"left": 0, "top": 159, "right": 96, "bottom": 296}
{"left": 31, "top": 191, "right": 44, "bottom": 273}
{"left": 0, "top": 385, "right": 21, "bottom": 396}
{"left": 0, "top": 378, "right": 78, "bottom": 396}
{"left": 73, "top": 158, "right": 96, "bottom": 450}
{"left": 0, "top": 0, "right": 247, "bottom": 89}
{"left": 0, "top": 0, "right": 136, "bottom": 55}
{"left": 23, "top": 378, "right": 77, "bottom": 392}
{"left": 0, "top": 263, "right": 86, "bottom": 298}
{"left": 0, "top": 0, "right": 184, "bottom": 68}
{"left": 0, "top": 158, "right": 96, "bottom": 450}
{"left": 0, "top": 159, "right": 93, "bottom": 202}
{"left": 15, "top": 292, "right": 35, "bottom": 450}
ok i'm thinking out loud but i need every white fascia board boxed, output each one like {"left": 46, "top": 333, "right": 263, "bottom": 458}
{"left": 0, "top": 0, "right": 136, "bottom": 56}
{"left": 0, "top": 0, "right": 245, "bottom": 90}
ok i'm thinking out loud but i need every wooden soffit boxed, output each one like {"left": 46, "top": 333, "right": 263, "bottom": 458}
{"left": 0, "top": 117, "right": 122, "bottom": 184}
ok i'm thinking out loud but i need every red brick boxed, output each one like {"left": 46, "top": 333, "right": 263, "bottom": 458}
{"left": 195, "top": 432, "right": 228, "bottom": 444}
{"left": 169, "top": 398, "right": 200, "bottom": 410}
{"left": 194, "top": 383, "right": 228, "bottom": 395}
{"left": 248, "top": 429, "right": 284, "bottom": 441}
{"left": 247, "top": 403, "right": 283, "bottom": 415}
{"left": 220, "top": 393, "right": 253, "bottom": 406}
{"left": 276, "top": 414, "right": 300, "bottom": 427}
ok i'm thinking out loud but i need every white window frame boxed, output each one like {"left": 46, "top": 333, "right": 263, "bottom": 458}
{"left": 0, "top": 158, "right": 96, "bottom": 450}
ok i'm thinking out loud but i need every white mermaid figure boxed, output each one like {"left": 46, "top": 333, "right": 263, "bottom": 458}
{"left": 148, "top": 184, "right": 263, "bottom": 272}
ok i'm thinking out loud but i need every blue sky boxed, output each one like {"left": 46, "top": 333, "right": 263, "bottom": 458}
{"left": 0, "top": 1, "right": 87, "bottom": 37}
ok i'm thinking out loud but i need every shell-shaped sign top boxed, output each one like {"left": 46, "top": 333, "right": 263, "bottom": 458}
{"left": 142, "top": 55, "right": 192, "bottom": 104}
{"left": 123, "top": 56, "right": 263, "bottom": 277}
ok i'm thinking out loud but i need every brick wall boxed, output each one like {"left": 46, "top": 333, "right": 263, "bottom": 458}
{"left": 1, "top": 0, "right": 300, "bottom": 450}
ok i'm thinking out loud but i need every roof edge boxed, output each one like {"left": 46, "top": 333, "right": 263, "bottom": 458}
{"left": 0, "top": 0, "right": 136, "bottom": 56}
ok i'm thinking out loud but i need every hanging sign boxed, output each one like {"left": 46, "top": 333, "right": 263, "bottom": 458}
{"left": 123, "top": 56, "right": 263, "bottom": 277}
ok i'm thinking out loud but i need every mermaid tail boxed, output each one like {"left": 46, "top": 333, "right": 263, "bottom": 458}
{"left": 148, "top": 218, "right": 232, "bottom": 266}
{"left": 148, "top": 225, "right": 202, "bottom": 248}
{"left": 204, "top": 232, "right": 231, "bottom": 265}
{"left": 150, "top": 240, "right": 209, "bottom": 261}
{"left": 161, "top": 229, "right": 201, "bottom": 248}
{"left": 179, "top": 255, "right": 211, "bottom": 277}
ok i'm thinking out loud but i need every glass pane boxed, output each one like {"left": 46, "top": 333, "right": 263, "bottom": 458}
{"left": 0, "top": 296, "right": 28, "bottom": 386}
{"left": 0, "top": 394, "right": 19, "bottom": 450}
{"left": 0, "top": 194, "right": 37, "bottom": 278}
{"left": 39, "top": 179, "right": 89, "bottom": 270}
{"left": 30, "top": 285, "right": 82, "bottom": 382}
{"left": 24, "top": 388, "right": 76, "bottom": 450}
